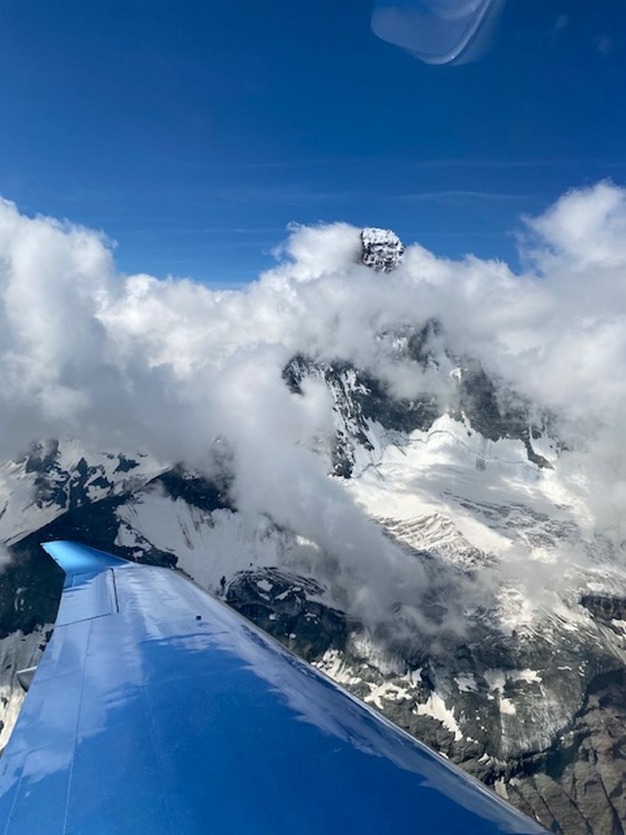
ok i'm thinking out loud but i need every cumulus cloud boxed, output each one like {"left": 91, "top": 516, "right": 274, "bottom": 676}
{"left": 1, "top": 183, "right": 626, "bottom": 630}
{"left": 522, "top": 180, "right": 626, "bottom": 271}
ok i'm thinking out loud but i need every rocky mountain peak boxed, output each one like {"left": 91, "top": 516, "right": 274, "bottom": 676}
{"left": 360, "top": 227, "right": 405, "bottom": 272}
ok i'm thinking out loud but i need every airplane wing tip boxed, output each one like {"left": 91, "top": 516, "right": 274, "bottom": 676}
{"left": 41, "top": 539, "right": 130, "bottom": 577}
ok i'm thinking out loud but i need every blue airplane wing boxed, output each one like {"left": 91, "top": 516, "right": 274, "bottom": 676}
{"left": 0, "top": 541, "right": 546, "bottom": 834}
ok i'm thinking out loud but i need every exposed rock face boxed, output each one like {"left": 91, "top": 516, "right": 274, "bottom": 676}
{"left": 360, "top": 227, "right": 405, "bottom": 271}
{"left": 283, "top": 350, "right": 439, "bottom": 478}
{"left": 0, "top": 629, "right": 48, "bottom": 753}
{"left": 503, "top": 670, "right": 626, "bottom": 834}
{"left": 0, "top": 318, "right": 625, "bottom": 834}
{"left": 225, "top": 567, "right": 348, "bottom": 661}
{"left": 283, "top": 320, "right": 552, "bottom": 478}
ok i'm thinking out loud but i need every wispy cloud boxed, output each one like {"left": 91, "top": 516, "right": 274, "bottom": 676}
{"left": 400, "top": 189, "right": 533, "bottom": 203}
{"left": 595, "top": 35, "right": 613, "bottom": 56}
{"left": 410, "top": 158, "right": 592, "bottom": 171}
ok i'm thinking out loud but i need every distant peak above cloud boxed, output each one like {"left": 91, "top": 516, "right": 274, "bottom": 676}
{"left": 360, "top": 227, "right": 405, "bottom": 272}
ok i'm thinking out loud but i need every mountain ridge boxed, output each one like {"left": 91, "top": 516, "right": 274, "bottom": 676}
{"left": 0, "top": 338, "right": 624, "bottom": 832}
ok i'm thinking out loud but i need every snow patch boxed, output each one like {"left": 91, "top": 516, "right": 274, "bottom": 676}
{"left": 413, "top": 691, "right": 463, "bottom": 742}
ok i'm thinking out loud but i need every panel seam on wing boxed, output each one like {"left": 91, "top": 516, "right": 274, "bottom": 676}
{"left": 61, "top": 618, "right": 93, "bottom": 835}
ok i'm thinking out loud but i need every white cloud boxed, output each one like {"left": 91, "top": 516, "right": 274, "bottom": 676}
{"left": 1, "top": 183, "right": 626, "bottom": 627}
{"left": 522, "top": 180, "right": 626, "bottom": 271}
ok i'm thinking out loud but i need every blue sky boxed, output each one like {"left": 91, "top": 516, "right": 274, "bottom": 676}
{"left": 1, "top": 0, "right": 625, "bottom": 285}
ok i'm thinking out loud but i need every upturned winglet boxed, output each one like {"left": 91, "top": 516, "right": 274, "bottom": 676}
{"left": 42, "top": 540, "right": 129, "bottom": 577}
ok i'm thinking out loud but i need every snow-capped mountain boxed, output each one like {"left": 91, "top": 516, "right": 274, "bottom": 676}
{"left": 1, "top": 219, "right": 626, "bottom": 834}
{"left": 1, "top": 341, "right": 624, "bottom": 833}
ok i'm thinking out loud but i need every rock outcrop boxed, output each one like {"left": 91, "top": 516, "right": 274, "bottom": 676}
{"left": 360, "top": 227, "right": 404, "bottom": 271}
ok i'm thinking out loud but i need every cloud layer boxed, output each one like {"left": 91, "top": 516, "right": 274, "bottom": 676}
{"left": 1, "top": 182, "right": 626, "bottom": 626}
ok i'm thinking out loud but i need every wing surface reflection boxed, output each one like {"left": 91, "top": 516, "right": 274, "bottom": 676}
{"left": 0, "top": 541, "right": 547, "bottom": 834}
